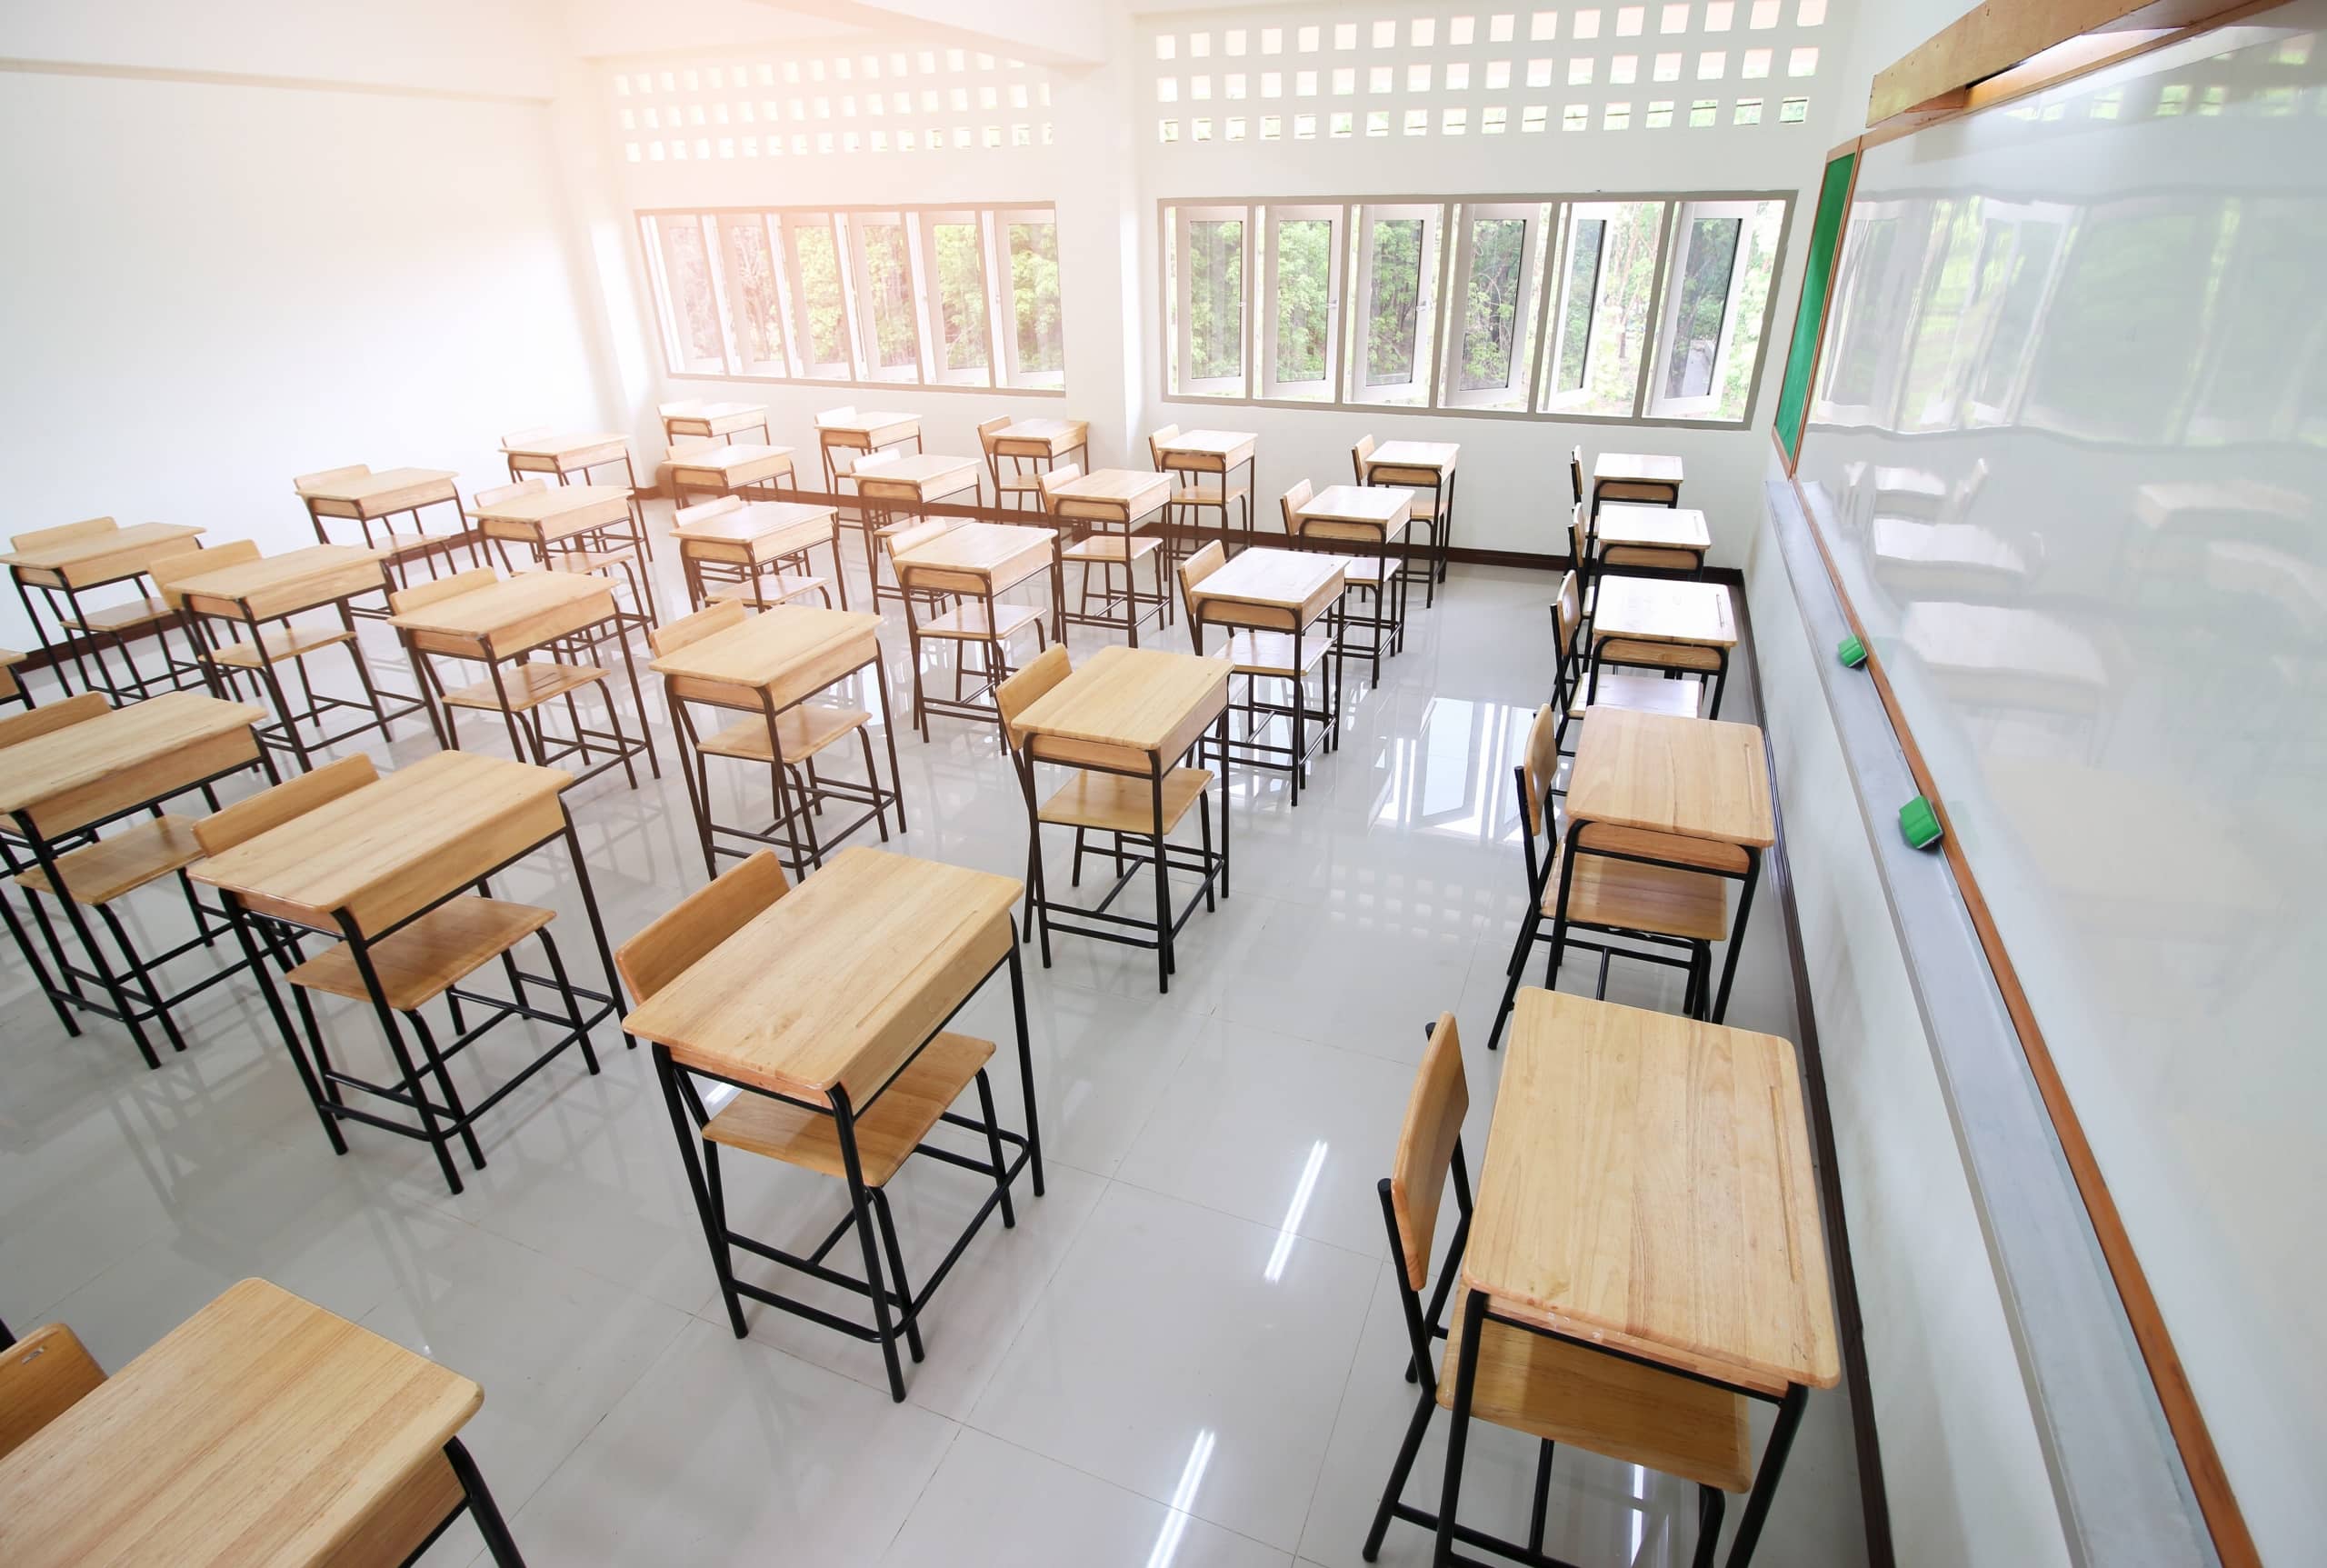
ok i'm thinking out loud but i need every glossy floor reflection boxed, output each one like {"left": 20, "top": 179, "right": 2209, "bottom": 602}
{"left": 0, "top": 510, "right": 1865, "bottom": 1567}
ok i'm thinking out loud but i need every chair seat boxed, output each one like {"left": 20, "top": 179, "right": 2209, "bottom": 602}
{"left": 705, "top": 1031, "right": 995, "bottom": 1187}
{"left": 285, "top": 897, "right": 554, "bottom": 1012}
{"left": 994, "top": 474, "right": 1045, "bottom": 494}
{"left": 211, "top": 624, "right": 355, "bottom": 668}
{"left": 546, "top": 547, "right": 642, "bottom": 574}
{"left": 58, "top": 597, "right": 176, "bottom": 634}
{"left": 1543, "top": 845, "right": 1729, "bottom": 942}
{"left": 441, "top": 662, "right": 607, "bottom": 713}
{"left": 920, "top": 601, "right": 1047, "bottom": 642}
{"left": 1040, "top": 766, "right": 1213, "bottom": 834}
{"left": 15, "top": 815, "right": 203, "bottom": 905}
{"left": 699, "top": 704, "right": 869, "bottom": 764}
{"left": 1063, "top": 534, "right": 1163, "bottom": 563}
{"left": 1173, "top": 482, "right": 1250, "bottom": 506}
{"left": 1569, "top": 672, "right": 1705, "bottom": 722}
{"left": 709, "top": 573, "right": 828, "bottom": 608}
{"left": 1597, "top": 639, "right": 1723, "bottom": 674}
{"left": 1342, "top": 558, "right": 1388, "bottom": 587}
{"left": 1438, "top": 1283, "right": 1753, "bottom": 1493}
{"left": 1222, "top": 628, "right": 1332, "bottom": 678}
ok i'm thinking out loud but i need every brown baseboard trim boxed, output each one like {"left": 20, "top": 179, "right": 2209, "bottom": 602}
{"left": 1728, "top": 574, "right": 1897, "bottom": 1568}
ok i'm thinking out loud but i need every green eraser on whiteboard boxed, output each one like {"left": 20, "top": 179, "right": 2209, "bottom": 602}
{"left": 1837, "top": 634, "right": 1868, "bottom": 668}
{"left": 1899, "top": 794, "right": 1943, "bottom": 850}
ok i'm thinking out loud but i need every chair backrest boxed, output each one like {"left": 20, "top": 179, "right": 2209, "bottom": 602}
{"left": 649, "top": 600, "right": 749, "bottom": 659}
{"left": 1145, "top": 424, "right": 1181, "bottom": 470}
{"left": 13, "top": 517, "right": 115, "bottom": 552}
{"left": 0, "top": 693, "right": 109, "bottom": 751}
{"left": 145, "top": 541, "right": 242, "bottom": 609}
{"left": 1388, "top": 1014, "right": 1468, "bottom": 1291}
{"left": 294, "top": 465, "right": 370, "bottom": 494}
{"left": 975, "top": 415, "right": 1012, "bottom": 453}
{"left": 994, "top": 643, "right": 1071, "bottom": 747}
{"left": 1553, "top": 571, "right": 1581, "bottom": 664}
{"left": 0, "top": 1323, "right": 106, "bottom": 1463}
{"left": 1568, "top": 503, "right": 1588, "bottom": 572}
{"left": 1278, "top": 478, "right": 1314, "bottom": 534}
{"left": 1520, "top": 703, "right": 1561, "bottom": 838}
{"left": 615, "top": 849, "right": 790, "bottom": 1004}
{"left": 388, "top": 566, "right": 497, "bottom": 616}
{"left": 1569, "top": 446, "right": 1586, "bottom": 505}
{"left": 1173, "top": 540, "right": 1227, "bottom": 650}
{"left": 1351, "top": 434, "right": 1377, "bottom": 484}
{"left": 193, "top": 754, "right": 379, "bottom": 856}
{"left": 673, "top": 495, "right": 744, "bottom": 531}
{"left": 471, "top": 479, "right": 544, "bottom": 513}
{"left": 1035, "top": 463, "right": 1084, "bottom": 515}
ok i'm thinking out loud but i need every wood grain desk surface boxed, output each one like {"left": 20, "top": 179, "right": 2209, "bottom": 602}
{"left": 191, "top": 749, "right": 571, "bottom": 934}
{"left": 1595, "top": 504, "right": 1711, "bottom": 552}
{"left": 1590, "top": 576, "right": 1736, "bottom": 647}
{"left": 1465, "top": 988, "right": 1838, "bottom": 1394}
{"left": 668, "top": 444, "right": 794, "bottom": 473}
{"left": 1191, "top": 546, "right": 1349, "bottom": 615}
{"left": 499, "top": 431, "right": 626, "bottom": 460}
{"left": 468, "top": 484, "right": 634, "bottom": 524}
{"left": 622, "top": 844, "right": 1021, "bottom": 1104}
{"left": 1296, "top": 484, "right": 1414, "bottom": 525}
{"left": 385, "top": 570, "right": 612, "bottom": 640}
{"left": 294, "top": 467, "right": 459, "bottom": 504}
{"left": 1050, "top": 468, "right": 1173, "bottom": 515}
{"left": 0, "top": 693, "right": 265, "bottom": 831}
{"left": 894, "top": 522, "right": 1055, "bottom": 585}
{"left": 1154, "top": 429, "right": 1257, "bottom": 460}
{"left": 1364, "top": 439, "right": 1460, "bottom": 474}
{"left": 992, "top": 418, "right": 1088, "bottom": 454}
{"left": 173, "top": 544, "right": 389, "bottom": 622}
{"left": 672, "top": 499, "right": 838, "bottom": 545}
{"left": 648, "top": 603, "right": 882, "bottom": 690}
{"left": 816, "top": 412, "right": 918, "bottom": 441}
{"left": 1592, "top": 452, "right": 1685, "bottom": 484}
{"left": 854, "top": 454, "right": 982, "bottom": 491}
{"left": 1564, "top": 707, "right": 1773, "bottom": 849}
{"left": 1, "top": 522, "right": 206, "bottom": 574}
{"left": 664, "top": 399, "right": 766, "bottom": 422}
{"left": 1013, "top": 644, "right": 1230, "bottom": 753}
{"left": 0, "top": 1277, "right": 481, "bottom": 1568}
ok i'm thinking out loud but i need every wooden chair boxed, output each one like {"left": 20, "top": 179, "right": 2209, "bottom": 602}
{"left": 1585, "top": 448, "right": 1679, "bottom": 524}
{"left": 1281, "top": 479, "right": 1398, "bottom": 684}
{"left": 1551, "top": 569, "right": 1703, "bottom": 783}
{"left": 649, "top": 603, "right": 892, "bottom": 879}
{"left": 14, "top": 519, "right": 210, "bottom": 701}
{"left": 195, "top": 756, "right": 600, "bottom": 1195}
{"left": 1485, "top": 705, "right": 1750, "bottom": 1045}
{"left": 995, "top": 645, "right": 1220, "bottom": 970}
{"left": 0, "top": 648, "right": 28, "bottom": 711}
{"left": 151, "top": 541, "right": 363, "bottom": 706}
{"left": 1154, "top": 425, "right": 1251, "bottom": 548}
{"left": 1354, "top": 434, "right": 1443, "bottom": 606}
{"left": 1175, "top": 540, "right": 1338, "bottom": 805}
{"left": 291, "top": 464, "right": 482, "bottom": 586}
{"left": 891, "top": 519, "right": 1051, "bottom": 743}
{"left": 0, "top": 1323, "right": 106, "bottom": 1462}
{"left": 1569, "top": 445, "right": 1586, "bottom": 508}
{"left": 1568, "top": 504, "right": 1729, "bottom": 719}
{"left": 1363, "top": 1014, "right": 1745, "bottom": 1566}
{"left": 979, "top": 415, "right": 1046, "bottom": 514}
{"left": 676, "top": 494, "right": 835, "bottom": 613}
{"left": 1144, "top": 424, "right": 1194, "bottom": 574}
{"left": 616, "top": 850, "right": 1017, "bottom": 1376}
{"left": 1042, "top": 464, "right": 1169, "bottom": 650}
{"left": 471, "top": 477, "right": 656, "bottom": 630}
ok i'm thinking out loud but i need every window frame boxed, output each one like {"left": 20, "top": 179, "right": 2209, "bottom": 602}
{"left": 844, "top": 209, "right": 925, "bottom": 383}
{"left": 713, "top": 212, "right": 792, "bottom": 379}
{"left": 997, "top": 207, "right": 1067, "bottom": 389}
{"left": 780, "top": 210, "right": 857, "bottom": 381}
{"left": 1441, "top": 200, "right": 1549, "bottom": 410}
{"left": 640, "top": 213, "right": 730, "bottom": 376}
{"left": 1350, "top": 202, "right": 1443, "bottom": 406}
{"left": 1646, "top": 198, "right": 1760, "bottom": 420}
{"left": 1258, "top": 203, "right": 1345, "bottom": 402}
{"left": 1173, "top": 203, "right": 1255, "bottom": 397}
{"left": 915, "top": 208, "right": 998, "bottom": 388}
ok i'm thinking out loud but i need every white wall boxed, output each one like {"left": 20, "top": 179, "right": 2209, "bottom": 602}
{"left": 0, "top": 39, "right": 615, "bottom": 649}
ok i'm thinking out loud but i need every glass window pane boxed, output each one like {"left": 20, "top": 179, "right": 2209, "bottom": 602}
{"left": 1712, "top": 201, "right": 1784, "bottom": 419}
{"left": 1007, "top": 221, "right": 1064, "bottom": 375}
{"left": 1273, "top": 216, "right": 1333, "bottom": 385}
{"left": 1567, "top": 201, "right": 1666, "bottom": 414}
{"left": 1663, "top": 215, "right": 1743, "bottom": 399}
{"left": 930, "top": 221, "right": 989, "bottom": 375}
{"left": 1555, "top": 217, "right": 1606, "bottom": 392}
{"left": 1365, "top": 217, "right": 1426, "bottom": 385}
{"left": 793, "top": 223, "right": 849, "bottom": 368}
{"left": 857, "top": 220, "right": 918, "bottom": 372}
{"left": 717, "top": 215, "right": 785, "bottom": 375}
{"left": 1189, "top": 218, "right": 1245, "bottom": 381}
{"left": 1458, "top": 217, "right": 1529, "bottom": 390}
{"left": 654, "top": 216, "right": 725, "bottom": 371}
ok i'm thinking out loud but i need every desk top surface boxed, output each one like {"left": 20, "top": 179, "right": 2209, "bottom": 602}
{"left": 1594, "top": 504, "right": 1711, "bottom": 551}
{"left": 0, "top": 693, "right": 265, "bottom": 822}
{"left": 1192, "top": 546, "right": 1349, "bottom": 609}
{"left": 1593, "top": 452, "right": 1685, "bottom": 484}
{"left": 1565, "top": 707, "right": 1773, "bottom": 848}
{"left": 1590, "top": 575, "right": 1736, "bottom": 647}
{"left": 1297, "top": 484, "right": 1414, "bottom": 524}
{"left": 2, "top": 522, "right": 206, "bottom": 572}
{"left": 294, "top": 467, "right": 458, "bottom": 502}
{"left": 1013, "top": 644, "right": 1230, "bottom": 752}
{"left": 648, "top": 604, "right": 882, "bottom": 687}
{"left": 385, "top": 569, "right": 611, "bottom": 639}
{"left": 672, "top": 499, "right": 837, "bottom": 544}
{"left": 468, "top": 484, "right": 634, "bottom": 523}
{"left": 894, "top": 522, "right": 1055, "bottom": 578}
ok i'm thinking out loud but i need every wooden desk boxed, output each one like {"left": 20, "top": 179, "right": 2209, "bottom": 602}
{"left": 171, "top": 544, "right": 423, "bottom": 771}
{"left": 649, "top": 604, "right": 884, "bottom": 711}
{"left": 1362, "top": 439, "right": 1459, "bottom": 593}
{"left": 662, "top": 399, "right": 771, "bottom": 443}
{"left": 191, "top": 750, "right": 624, "bottom": 1192}
{"left": 293, "top": 467, "right": 468, "bottom": 595}
{"left": 1590, "top": 575, "right": 1735, "bottom": 648}
{"left": 1183, "top": 548, "right": 1345, "bottom": 803}
{"left": 3, "top": 523, "right": 209, "bottom": 700}
{"left": 1047, "top": 467, "right": 1173, "bottom": 527}
{"left": 894, "top": 522, "right": 1057, "bottom": 599}
{"left": 470, "top": 483, "right": 655, "bottom": 628}
{"left": 666, "top": 443, "right": 797, "bottom": 501}
{"left": 0, "top": 1277, "right": 524, "bottom": 1568}
{"left": 501, "top": 430, "right": 634, "bottom": 485}
{"left": 1591, "top": 451, "right": 1684, "bottom": 497}
{"left": 673, "top": 498, "right": 845, "bottom": 612}
{"left": 817, "top": 410, "right": 923, "bottom": 488}
{"left": 390, "top": 572, "right": 658, "bottom": 788}
{"left": 1293, "top": 484, "right": 1414, "bottom": 543}
{"left": 1152, "top": 428, "right": 1257, "bottom": 474}
{"left": 989, "top": 417, "right": 1090, "bottom": 462}
{"left": 0, "top": 692, "right": 267, "bottom": 1067}
{"left": 854, "top": 454, "right": 982, "bottom": 507}
{"left": 1595, "top": 503, "right": 1711, "bottom": 555}
{"left": 1185, "top": 545, "right": 1348, "bottom": 632}
{"left": 0, "top": 523, "right": 206, "bottom": 591}
{"left": 1437, "top": 988, "right": 1834, "bottom": 1565}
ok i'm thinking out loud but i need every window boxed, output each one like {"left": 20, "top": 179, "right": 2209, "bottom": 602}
{"left": 1444, "top": 203, "right": 1548, "bottom": 408}
{"left": 1647, "top": 198, "right": 1784, "bottom": 418}
{"left": 1543, "top": 200, "right": 1666, "bottom": 416}
{"left": 635, "top": 204, "right": 1065, "bottom": 389}
{"left": 1263, "top": 205, "right": 1343, "bottom": 399}
{"left": 1173, "top": 205, "right": 1252, "bottom": 394}
{"left": 1353, "top": 205, "right": 1443, "bottom": 404}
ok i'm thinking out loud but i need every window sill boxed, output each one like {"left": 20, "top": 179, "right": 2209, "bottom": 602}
{"left": 1160, "top": 391, "right": 1752, "bottom": 431}
{"left": 668, "top": 373, "right": 1069, "bottom": 397}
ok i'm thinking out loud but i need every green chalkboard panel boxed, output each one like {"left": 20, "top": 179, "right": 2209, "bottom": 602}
{"left": 1774, "top": 149, "right": 1856, "bottom": 464}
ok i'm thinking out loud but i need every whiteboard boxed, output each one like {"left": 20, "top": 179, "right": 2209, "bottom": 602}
{"left": 1793, "top": 10, "right": 2327, "bottom": 1561}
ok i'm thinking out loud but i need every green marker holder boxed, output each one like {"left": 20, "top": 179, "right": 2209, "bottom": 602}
{"left": 1837, "top": 634, "right": 1868, "bottom": 668}
{"left": 1899, "top": 794, "right": 1943, "bottom": 850}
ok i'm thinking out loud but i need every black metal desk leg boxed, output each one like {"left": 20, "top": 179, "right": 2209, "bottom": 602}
{"left": 444, "top": 1436, "right": 528, "bottom": 1567}
{"left": 1432, "top": 1285, "right": 1489, "bottom": 1566}
{"left": 1725, "top": 1383, "right": 1808, "bottom": 1567}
